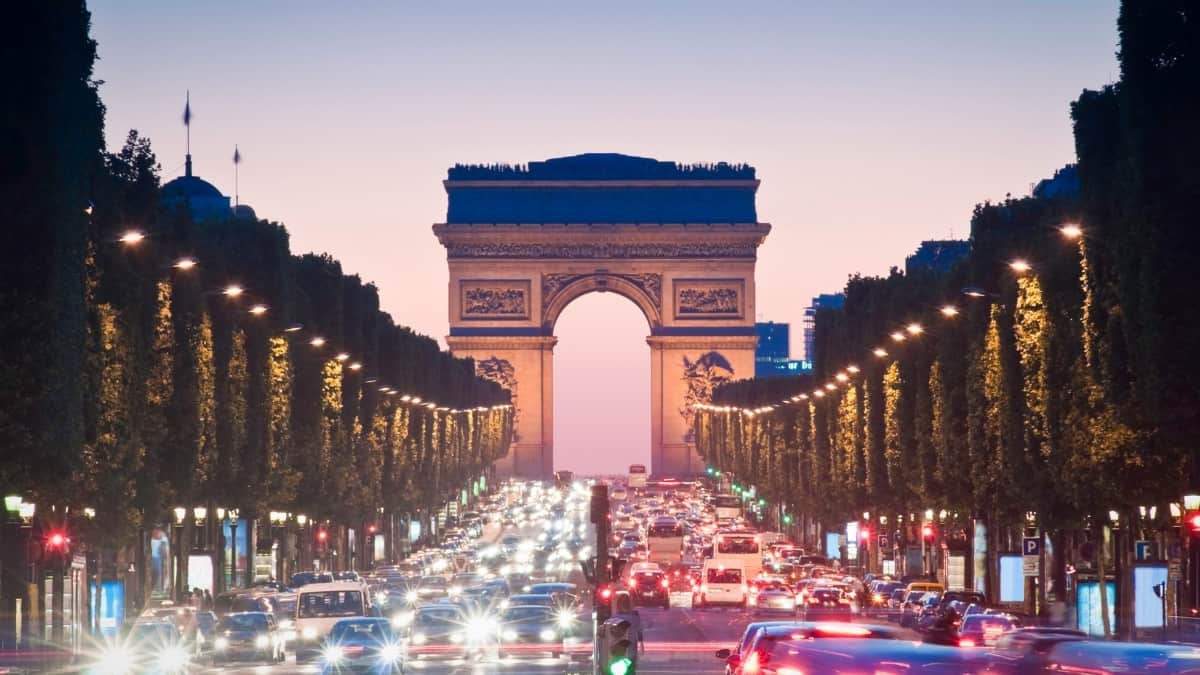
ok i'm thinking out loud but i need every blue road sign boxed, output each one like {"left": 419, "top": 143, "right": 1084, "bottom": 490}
{"left": 1023, "top": 537, "right": 1041, "bottom": 557}
{"left": 1135, "top": 540, "right": 1154, "bottom": 561}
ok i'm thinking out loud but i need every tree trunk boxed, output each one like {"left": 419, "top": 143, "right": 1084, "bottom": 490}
{"left": 1098, "top": 523, "right": 1112, "bottom": 638}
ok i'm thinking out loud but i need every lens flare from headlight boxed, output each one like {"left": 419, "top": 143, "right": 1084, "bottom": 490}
{"left": 406, "top": 590, "right": 419, "bottom": 604}
{"left": 379, "top": 643, "right": 402, "bottom": 662}
{"left": 95, "top": 645, "right": 133, "bottom": 675}
{"left": 214, "top": 636, "right": 229, "bottom": 650}
{"left": 556, "top": 610, "right": 577, "bottom": 629}
{"left": 323, "top": 646, "right": 344, "bottom": 663}
{"left": 539, "top": 628, "right": 557, "bottom": 641}
{"left": 449, "top": 632, "right": 464, "bottom": 643}
{"left": 158, "top": 645, "right": 188, "bottom": 671}
{"left": 255, "top": 635, "right": 270, "bottom": 648}
{"left": 392, "top": 611, "right": 414, "bottom": 628}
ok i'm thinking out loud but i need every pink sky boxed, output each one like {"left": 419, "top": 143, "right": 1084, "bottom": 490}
{"left": 90, "top": 1, "right": 1119, "bottom": 474}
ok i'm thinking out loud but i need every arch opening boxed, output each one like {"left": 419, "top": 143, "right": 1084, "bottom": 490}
{"left": 552, "top": 291, "right": 651, "bottom": 476}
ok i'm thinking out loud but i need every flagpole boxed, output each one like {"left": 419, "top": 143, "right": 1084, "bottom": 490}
{"left": 234, "top": 145, "right": 239, "bottom": 208}
{"left": 184, "top": 91, "right": 192, "bottom": 177}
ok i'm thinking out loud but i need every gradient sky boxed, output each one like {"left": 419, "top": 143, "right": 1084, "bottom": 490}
{"left": 90, "top": 1, "right": 1119, "bottom": 475}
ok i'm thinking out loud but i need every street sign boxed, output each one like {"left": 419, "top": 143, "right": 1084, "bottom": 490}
{"left": 878, "top": 534, "right": 889, "bottom": 549}
{"left": 1170, "top": 559, "right": 1183, "bottom": 581}
{"left": 1023, "top": 556, "right": 1040, "bottom": 576}
{"left": 1135, "top": 540, "right": 1154, "bottom": 561}
{"left": 1022, "top": 537, "right": 1041, "bottom": 557}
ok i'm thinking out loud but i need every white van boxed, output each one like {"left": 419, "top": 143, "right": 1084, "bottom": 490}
{"left": 697, "top": 560, "right": 747, "bottom": 608}
{"left": 293, "top": 581, "right": 369, "bottom": 661}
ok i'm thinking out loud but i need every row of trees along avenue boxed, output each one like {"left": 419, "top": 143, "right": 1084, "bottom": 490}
{"left": 694, "top": 2, "right": 1199, "bottom": 639}
{"left": 1, "top": 1, "right": 514, "bottom": 612}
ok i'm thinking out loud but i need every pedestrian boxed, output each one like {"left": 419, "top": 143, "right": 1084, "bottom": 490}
{"left": 203, "top": 589, "right": 213, "bottom": 610}
{"left": 190, "top": 587, "right": 203, "bottom": 609}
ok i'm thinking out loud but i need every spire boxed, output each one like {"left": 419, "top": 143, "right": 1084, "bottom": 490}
{"left": 183, "top": 91, "right": 192, "bottom": 177}
{"left": 233, "top": 145, "right": 241, "bottom": 208}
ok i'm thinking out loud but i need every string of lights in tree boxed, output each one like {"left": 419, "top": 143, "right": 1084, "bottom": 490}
{"left": 113, "top": 226, "right": 511, "bottom": 415}
{"left": 693, "top": 223, "right": 1083, "bottom": 417}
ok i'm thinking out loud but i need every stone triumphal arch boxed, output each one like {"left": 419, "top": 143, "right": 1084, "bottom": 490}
{"left": 435, "top": 154, "right": 770, "bottom": 479}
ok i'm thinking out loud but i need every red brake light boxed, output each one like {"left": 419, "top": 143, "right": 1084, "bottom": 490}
{"left": 661, "top": 578, "right": 670, "bottom": 589}
{"left": 48, "top": 533, "right": 66, "bottom": 547}
{"left": 959, "top": 638, "right": 977, "bottom": 648}
{"left": 628, "top": 578, "right": 637, "bottom": 589}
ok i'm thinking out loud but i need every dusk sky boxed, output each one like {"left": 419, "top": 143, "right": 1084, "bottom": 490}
{"left": 91, "top": 1, "right": 1119, "bottom": 475}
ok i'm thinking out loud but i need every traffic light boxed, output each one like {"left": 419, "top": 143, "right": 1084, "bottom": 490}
{"left": 1187, "top": 511, "right": 1200, "bottom": 534}
{"left": 860, "top": 527, "right": 871, "bottom": 542}
{"left": 604, "top": 618, "right": 636, "bottom": 675}
{"left": 595, "top": 585, "right": 614, "bottom": 623}
{"left": 590, "top": 485, "right": 609, "bottom": 524}
{"left": 922, "top": 525, "right": 934, "bottom": 541}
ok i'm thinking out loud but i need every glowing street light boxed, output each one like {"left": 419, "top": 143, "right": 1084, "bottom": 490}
{"left": 906, "top": 323, "right": 923, "bottom": 335}
{"left": 173, "top": 257, "right": 197, "bottom": 270}
{"left": 1060, "top": 224, "right": 1083, "bottom": 239}
{"left": 824, "top": 383, "right": 837, "bottom": 391}
{"left": 336, "top": 352, "right": 350, "bottom": 362}
{"left": 223, "top": 285, "right": 244, "bottom": 297}
{"left": 348, "top": 362, "right": 362, "bottom": 371}
{"left": 284, "top": 324, "right": 303, "bottom": 333}
{"left": 890, "top": 332, "right": 906, "bottom": 342}
{"left": 940, "top": 305, "right": 959, "bottom": 317}
{"left": 248, "top": 304, "right": 268, "bottom": 316}
{"left": 309, "top": 336, "right": 326, "bottom": 347}
{"left": 118, "top": 230, "right": 146, "bottom": 245}
{"left": 873, "top": 348, "right": 888, "bottom": 358}
{"left": 1009, "top": 259, "right": 1031, "bottom": 274}
{"left": 962, "top": 287, "right": 988, "bottom": 298}
{"left": 846, "top": 365, "right": 860, "bottom": 374}
{"left": 813, "top": 390, "right": 825, "bottom": 398}
{"left": 835, "top": 372, "right": 849, "bottom": 383}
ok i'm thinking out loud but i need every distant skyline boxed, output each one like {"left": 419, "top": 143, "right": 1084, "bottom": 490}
{"left": 90, "top": 1, "right": 1120, "bottom": 474}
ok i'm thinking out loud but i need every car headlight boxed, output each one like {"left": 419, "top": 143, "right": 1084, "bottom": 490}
{"left": 255, "top": 635, "right": 270, "bottom": 648}
{"left": 214, "top": 636, "right": 229, "bottom": 650}
{"left": 158, "top": 645, "right": 188, "bottom": 670}
{"left": 406, "top": 590, "right": 419, "bottom": 604}
{"left": 323, "top": 646, "right": 344, "bottom": 663}
{"left": 540, "top": 629, "right": 557, "bottom": 641}
{"left": 391, "top": 611, "right": 414, "bottom": 628}
{"left": 376, "top": 591, "right": 388, "bottom": 604}
{"left": 449, "top": 632, "right": 464, "bottom": 643}
{"left": 412, "top": 632, "right": 427, "bottom": 645}
{"left": 95, "top": 645, "right": 133, "bottom": 675}
{"left": 502, "top": 629, "right": 518, "bottom": 641}
{"left": 302, "top": 626, "right": 318, "bottom": 640}
{"left": 379, "top": 643, "right": 402, "bottom": 663}
{"left": 466, "top": 617, "right": 496, "bottom": 640}
{"left": 556, "top": 610, "right": 577, "bottom": 629}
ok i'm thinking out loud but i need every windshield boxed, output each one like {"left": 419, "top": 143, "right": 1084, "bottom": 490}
{"left": 717, "top": 537, "right": 759, "bottom": 554}
{"left": 714, "top": 496, "right": 740, "bottom": 508}
{"left": 649, "top": 523, "right": 683, "bottom": 537}
{"left": 415, "top": 608, "right": 463, "bottom": 626}
{"left": 298, "top": 590, "right": 364, "bottom": 619}
{"left": 503, "top": 606, "right": 553, "bottom": 622}
{"left": 706, "top": 568, "right": 742, "bottom": 584}
{"left": 217, "top": 614, "right": 268, "bottom": 631}
{"left": 331, "top": 620, "right": 394, "bottom": 642}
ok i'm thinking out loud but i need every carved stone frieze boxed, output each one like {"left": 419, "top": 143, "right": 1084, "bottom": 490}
{"left": 459, "top": 280, "right": 530, "bottom": 320}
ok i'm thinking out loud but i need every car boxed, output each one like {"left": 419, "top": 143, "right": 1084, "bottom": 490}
{"left": 763, "top": 636, "right": 981, "bottom": 672}
{"left": 956, "top": 613, "right": 1019, "bottom": 648}
{"left": 415, "top": 575, "right": 451, "bottom": 601}
{"left": 800, "top": 587, "right": 853, "bottom": 621}
{"left": 980, "top": 626, "right": 1089, "bottom": 673}
{"left": 507, "top": 593, "right": 556, "bottom": 608}
{"left": 497, "top": 604, "right": 566, "bottom": 659}
{"left": 402, "top": 603, "right": 474, "bottom": 661}
{"left": 697, "top": 561, "right": 747, "bottom": 607}
{"left": 211, "top": 611, "right": 284, "bottom": 664}
{"left": 319, "top": 617, "right": 403, "bottom": 674}
{"left": 294, "top": 582, "right": 371, "bottom": 662}
{"left": 750, "top": 584, "right": 797, "bottom": 614}
{"left": 90, "top": 621, "right": 192, "bottom": 674}
{"left": 714, "top": 621, "right": 896, "bottom": 675}
{"left": 627, "top": 570, "right": 670, "bottom": 608}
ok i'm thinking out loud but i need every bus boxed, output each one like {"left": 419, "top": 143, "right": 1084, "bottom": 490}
{"left": 553, "top": 470, "right": 574, "bottom": 488}
{"left": 646, "top": 517, "right": 685, "bottom": 566}
{"left": 627, "top": 464, "right": 648, "bottom": 490}
{"left": 714, "top": 494, "right": 742, "bottom": 521}
{"left": 711, "top": 532, "right": 762, "bottom": 579}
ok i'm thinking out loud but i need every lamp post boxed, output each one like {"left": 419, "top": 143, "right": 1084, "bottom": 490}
{"left": 227, "top": 508, "right": 240, "bottom": 590}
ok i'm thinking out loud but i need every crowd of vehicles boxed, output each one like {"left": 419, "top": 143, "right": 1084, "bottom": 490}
{"left": 83, "top": 481, "right": 591, "bottom": 673}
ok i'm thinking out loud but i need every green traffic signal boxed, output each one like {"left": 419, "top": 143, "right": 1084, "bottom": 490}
{"left": 609, "top": 656, "right": 633, "bottom": 675}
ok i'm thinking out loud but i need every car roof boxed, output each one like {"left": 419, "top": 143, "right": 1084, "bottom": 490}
{"left": 297, "top": 581, "right": 366, "bottom": 593}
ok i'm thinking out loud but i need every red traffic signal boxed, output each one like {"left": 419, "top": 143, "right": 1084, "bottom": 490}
{"left": 316, "top": 529, "right": 328, "bottom": 542}
{"left": 598, "top": 586, "right": 613, "bottom": 601}
{"left": 47, "top": 532, "right": 68, "bottom": 549}
{"left": 367, "top": 524, "right": 377, "bottom": 534}
{"left": 1187, "top": 512, "right": 1200, "bottom": 533}
{"left": 922, "top": 525, "right": 935, "bottom": 540}
{"left": 860, "top": 528, "right": 871, "bottom": 541}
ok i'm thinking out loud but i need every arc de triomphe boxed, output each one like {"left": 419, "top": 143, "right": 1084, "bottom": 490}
{"left": 435, "top": 154, "right": 770, "bottom": 479}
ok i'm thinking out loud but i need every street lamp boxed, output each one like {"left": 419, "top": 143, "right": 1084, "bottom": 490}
{"left": 5, "top": 495, "right": 22, "bottom": 516}
{"left": 940, "top": 305, "right": 959, "bottom": 317}
{"left": 248, "top": 304, "right": 268, "bottom": 316}
{"left": 906, "top": 323, "right": 923, "bottom": 335}
{"left": 222, "top": 284, "right": 244, "bottom": 297}
{"left": 118, "top": 230, "right": 145, "bottom": 245}
{"left": 873, "top": 348, "right": 888, "bottom": 358}
{"left": 309, "top": 337, "right": 326, "bottom": 347}
{"left": 890, "top": 332, "right": 906, "bottom": 342}
{"left": 173, "top": 507, "right": 186, "bottom": 524}
{"left": 173, "top": 257, "right": 197, "bottom": 270}
{"left": 17, "top": 501, "right": 35, "bottom": 523}
{"left": 1009, "top": 260, "right": 1032, "bottom": 274}
{"left": 1060, "top": 224, "right": 1084, "bottom": 239}
{"left": 227, "top": 507, "right": 241, "bottom": 589}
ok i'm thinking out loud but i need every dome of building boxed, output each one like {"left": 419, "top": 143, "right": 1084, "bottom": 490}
{"left": 233, "top": 204, "right": 257, "bottom": 221}
{"left": 161, "top": 175, "right": 225, "bottom": 200}
{"left": 160, "top": 156, "right": 232, "bottom": 223}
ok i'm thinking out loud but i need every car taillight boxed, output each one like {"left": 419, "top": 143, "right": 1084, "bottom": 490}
{"left": 741, "top": 651, "right": 761, "bottom": 674}
{"left": 808, "top": 597, "right": 820, "bottom": 605}
{"left": 628, "top": 578, "right": 637, "bottom": 589}
{"left": 701, "top": 584, "right": 708, "bottom": 594}
{"left": 959, "top": 638, "right": 976, "bottom": 648}
{"left": 661, "top": 579, "right": 670, "bottom": 589}
{"left": 838, "top": 597, "right": 850, "bottom": 604}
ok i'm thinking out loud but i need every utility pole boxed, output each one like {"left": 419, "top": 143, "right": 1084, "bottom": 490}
{"left": 591, "top": 484, "right": 610, "bottom": 675}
